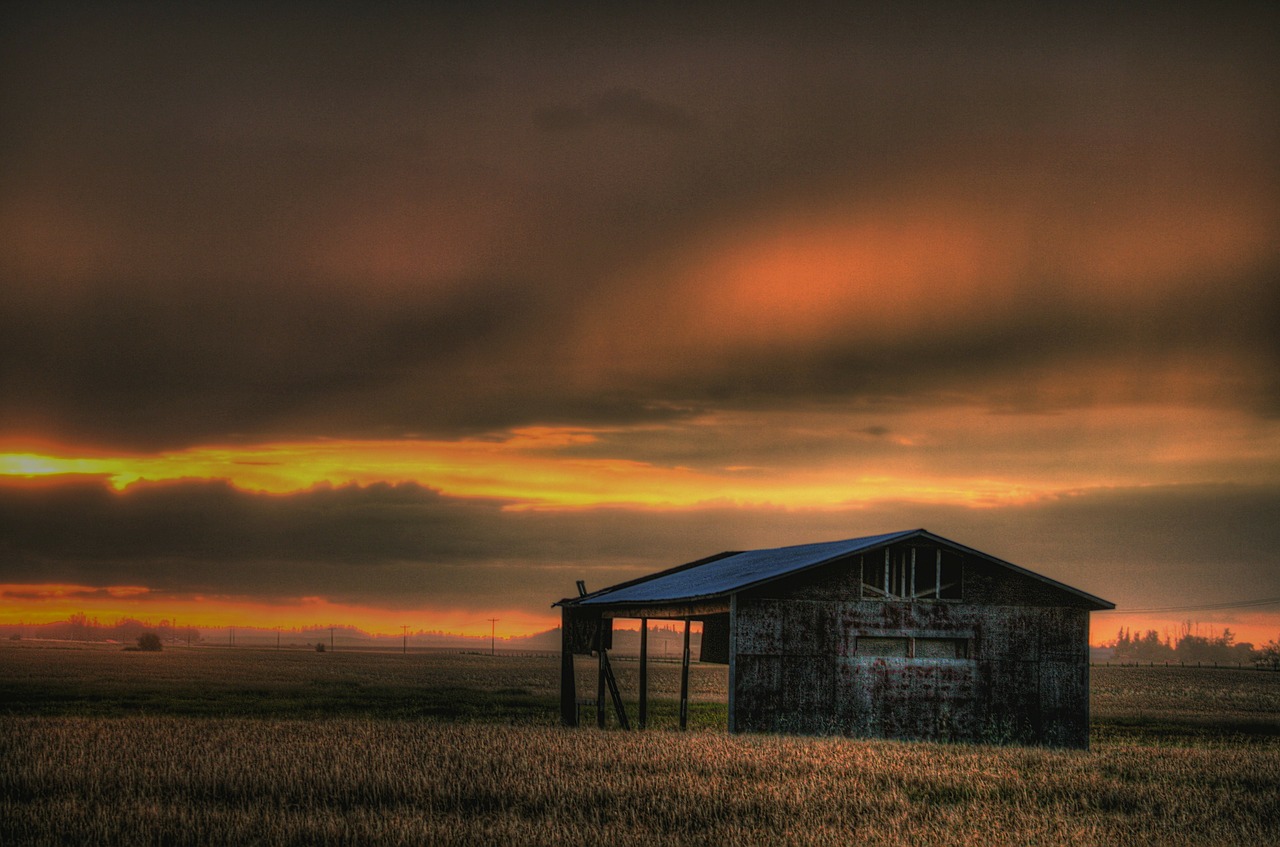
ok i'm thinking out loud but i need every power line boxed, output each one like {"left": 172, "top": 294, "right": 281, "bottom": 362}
{"left": 1097, "top": 596, "right": 1280, "bottom": 614}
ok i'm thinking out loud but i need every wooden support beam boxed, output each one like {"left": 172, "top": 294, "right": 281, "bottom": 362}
{"left": 638, "top": 618, "right": 648, "bottom": 730}
{"left": 910, "top": 547, "right": 916, "bottom": 598}
{"left": 727, "top": 594, "right": 737, "bottom": 734}
{"left": 601, "top": 649, "right": 630, "bottom": 730}
{"left": 884, "top": 548, "right": 890, "bottom": 598}
{"left": 679, "top": 618, "right": 691, "bottom": 731}
{"left": 560, "top": 608, "right": 577, "bottom": 726}
{"left": 596, "top": 635, "right": 606, "bottom": 729}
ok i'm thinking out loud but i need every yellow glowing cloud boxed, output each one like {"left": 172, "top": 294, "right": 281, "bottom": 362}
{"left": 4, "top": 401, "right": 1278, "bottom": 516}
{"left": 5, "top": 400, "right": 1280, "bottom": 512}
{"left": 0, "top": 430, "right": 1039, "bottom": 509}
{"left": 0, "top": 453, "right": 118, "bottom": 477}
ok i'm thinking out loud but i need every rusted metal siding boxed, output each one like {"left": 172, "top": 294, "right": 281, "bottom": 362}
{"left": 732, "top": 553, "right": 1093, "bottom": 747}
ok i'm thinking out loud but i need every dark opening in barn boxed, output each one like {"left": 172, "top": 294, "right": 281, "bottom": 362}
{"left": 554, "top": 528, "right": 1112, "bottom": 748}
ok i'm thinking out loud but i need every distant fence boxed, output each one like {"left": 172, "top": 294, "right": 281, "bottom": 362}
{"left": 456, "top": 650, "right": 559, "bottom": 658}
{"left": 1093, "top": 660, "right": 1279, "bottom": 671}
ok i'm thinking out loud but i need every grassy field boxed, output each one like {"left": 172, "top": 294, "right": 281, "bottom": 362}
{"left": 2, "top": 641, "right": 1278, "bottom": 845}
{"left": 0, "top": 641, "right": 728, "bottom": 727}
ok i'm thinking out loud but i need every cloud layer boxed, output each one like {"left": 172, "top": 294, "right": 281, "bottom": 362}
{"left": 2, "top": 4, "right": 1275, "bottom": 449}
{"left": 1, "top": 4, "right": 1277, "bottom": 638}
{"left": 3, "top": 477, "right": 1277, "bottom": 620}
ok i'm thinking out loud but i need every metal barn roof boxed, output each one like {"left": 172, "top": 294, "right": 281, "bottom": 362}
{"left": 566, "top": 529, "right": 917, "bottom": 606}
{"left": 559, "top": 528, "right": 1113, "bottom": 609}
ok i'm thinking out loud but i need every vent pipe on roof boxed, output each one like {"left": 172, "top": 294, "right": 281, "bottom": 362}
{"left": 576, "top": 580, "right": 587, "bottom": 597}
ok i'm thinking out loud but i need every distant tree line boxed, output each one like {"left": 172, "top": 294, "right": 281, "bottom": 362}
{"left": 1112, "top": 624, "right": 1280, "bottom": 667}
{"left": 1, "top": 614, "right": 564, "bottom": 651}
{"left": 2, "top": 613, "right": 201, "bottom": 645}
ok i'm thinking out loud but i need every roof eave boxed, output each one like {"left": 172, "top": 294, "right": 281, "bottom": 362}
{"left": 555, "top": 550, "right": 742, "bottom": 607}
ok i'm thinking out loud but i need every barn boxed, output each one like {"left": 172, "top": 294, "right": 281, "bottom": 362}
{"left": 555, "top": 528, "right": 1113, "bottom": 748}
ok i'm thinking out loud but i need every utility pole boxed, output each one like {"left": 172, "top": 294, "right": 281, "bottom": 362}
{"left": 230, "top": 626, "right": 234, "bottom": 647}
{"left": 401, "top": 624, "right": 408, "bottom": 654}
{"left": 330, "top": 627, "right": 335, "bottom": 652}
{"left": 276, "top": 627, "right": 281, "bottom": 650}
{"left": 488, "top": 618, "right": 499, "bottom": 656}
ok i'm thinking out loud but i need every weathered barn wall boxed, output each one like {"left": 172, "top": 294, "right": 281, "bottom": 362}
{"left": 732, "top": 546, "right": 1092, "bottom": 747}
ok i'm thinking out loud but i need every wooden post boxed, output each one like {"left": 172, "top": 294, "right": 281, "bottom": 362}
{"left": 560, "top": 608, "right": 577, "bottom": 727}
{"left": 597, "top": 635, "right": 607, "bottom": 729}
{"left": 639, "top": 618, "right": 648, "bottom": 730}
{"left": 935, "top": 549, "right": 941, "bottom": 599}
{"left": 679, "top": 618, "right": 691, "bottom": 731}
{"left": 910, "top": 547, "right": 916, "bottom": 598}
{"left": 728, "top": 594, "right": 737, "bottom": 733}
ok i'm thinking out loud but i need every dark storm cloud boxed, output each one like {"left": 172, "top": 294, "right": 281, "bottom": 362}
{"left": 533, "top": 88, "right": 699, "bottom": 134}
{"left": 0, "top": 274, "right": 561, "bottom": 449}
{"left": 0, "top": 478, "right": 541, "bottom": 606}
{"left": 2, "top": 477, "right": 1277, "bottom": 615}
{"left": 0, "top": 477, "right": 786, "bottom": 606}
{"left": 780, "top": 270, "right": 1279, "bottom": 415}
{"left": 954, "top": 485, "right": 1280, "bottom": 610}
{"left": 0, "top": 3, "right": 1276, "bottom": 449}
{"left": 2, "top": 255, "right": 1275, "bottom": 451}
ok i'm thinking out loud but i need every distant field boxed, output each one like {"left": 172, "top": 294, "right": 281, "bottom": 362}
{"left": 0, "top": 640, "right": 726, "bottom": 727}
{"left": 1091, "top": 665, "right": 1280, "bottom": 745}
{"left": 2, "top": 641, "right": 1278, "bottom": 845}
{"left": 2, "top": 640, "right": 1276, "bottom": 742}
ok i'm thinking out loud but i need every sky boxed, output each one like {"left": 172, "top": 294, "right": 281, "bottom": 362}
{"left": 1, "top": 3, "right": 1277, "bottom": 644}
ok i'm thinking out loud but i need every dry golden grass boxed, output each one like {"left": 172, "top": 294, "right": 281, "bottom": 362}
{"left": 2, "top": 642, "right": 1278, "bottom": 845}
{"left": 3, "top": 717, "right": 1278, "bottom": 846}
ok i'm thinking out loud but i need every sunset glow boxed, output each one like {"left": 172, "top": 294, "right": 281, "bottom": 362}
{"left": 0, "top": 584, "right": 546, "bottom": 639}
{"left": 3, "top": 402, "right": 1275, "bottom": 508}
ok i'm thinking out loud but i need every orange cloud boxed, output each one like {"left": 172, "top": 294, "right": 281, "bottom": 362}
{"left": 575, "top": 181, "right": 1273, "bottom": 371}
